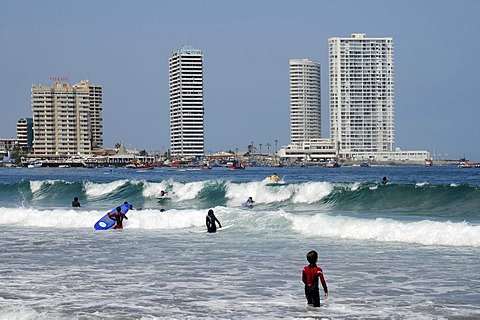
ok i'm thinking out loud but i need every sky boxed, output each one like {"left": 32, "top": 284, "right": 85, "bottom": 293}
{"left": 1, "top": 0, "right": 479, "bottom": 160}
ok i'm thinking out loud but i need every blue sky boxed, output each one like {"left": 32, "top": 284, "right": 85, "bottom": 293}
{"left": 1, "top": 0, "right": 479, "bottom": 160}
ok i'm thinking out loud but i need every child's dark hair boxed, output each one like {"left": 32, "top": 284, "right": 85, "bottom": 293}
{"left": 307, "top": 250, "right": 318, "bottom": 264}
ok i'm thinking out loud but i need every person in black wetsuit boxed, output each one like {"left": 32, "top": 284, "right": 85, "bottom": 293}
{"left": 72, "top": 197, "right": 81, "bottom": 207}
{"left": 206, "top": 209, "right": 222, "bottom": 233}
{"left": 108, "top": 206, "right": 129, "bottom": 229}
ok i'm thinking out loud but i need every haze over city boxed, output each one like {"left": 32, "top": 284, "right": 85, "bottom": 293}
{"left": 1, "top": 0, "right": 479, "bottom": 160}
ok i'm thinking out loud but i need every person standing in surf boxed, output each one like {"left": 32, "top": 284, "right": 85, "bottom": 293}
{"left": 108, "top": 206, "right": 128, "bottom": 229}
{"left": 206, "top": 209, "right": 222, "bottom": 233}
{"left": 72, "top": 197, "right": 81, "bottom": 207}
{"left": 302, "top": 250, "right": 328, "bottom": 307}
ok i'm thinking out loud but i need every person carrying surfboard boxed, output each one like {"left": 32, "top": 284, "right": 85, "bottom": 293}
{"left": 206, "top": 209, "right": 222, "bottom": 233}
{"left": 108, "top": 206, "right": 129, "bottom": 229}
{"left": 302, "top": 250, "right": 328, "bottom": 307}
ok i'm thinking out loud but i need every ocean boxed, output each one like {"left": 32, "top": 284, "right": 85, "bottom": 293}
{"left": 0, "top": 165, "right": 479, "bottom": 319}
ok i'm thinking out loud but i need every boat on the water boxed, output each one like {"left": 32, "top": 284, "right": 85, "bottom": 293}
{"left": 125, "top": 161, "right": 154, "bottom": 170}
{"left": 228, "top": 160, "right": 245, "bottom": 170}
{"left": 326, "top": 160, "right": 340, "bottom": 168}
{"left": 360, "top": 160, "right": 370, "bottom": 167}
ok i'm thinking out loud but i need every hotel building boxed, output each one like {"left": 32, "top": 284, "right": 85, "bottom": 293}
{"left": 169, "top": 45, "right": 204, "bottom": 157}
{"left": 289, "top": 59, "right": 321, "bottom": 144}
{"left": 329, "top": 33, "right": 395, "bottom": 160}
{"left": 16, "top": 117, "right": 33, "bottom": 152}
{"left": 31, "top": 80, "right": 103, "bottom": 158}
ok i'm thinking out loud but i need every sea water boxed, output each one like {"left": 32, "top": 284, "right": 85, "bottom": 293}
{"left": 0, "top": 165, "right": 479, "bottom": 319}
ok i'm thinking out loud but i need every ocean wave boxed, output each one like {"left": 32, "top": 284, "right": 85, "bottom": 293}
{"left": 289, "top": 212, "right": 480, "bottom": 247}
{"left": 0, "top": 179, "right": 479, "bottom": 222}
{"left": 1, "top": 206, "right": 479, "bottom": 247}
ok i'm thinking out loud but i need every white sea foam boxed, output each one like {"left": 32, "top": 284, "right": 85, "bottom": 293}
{"left": 289, "top": 213, "right": 480, "bottom": 247}
{"left": 84, "top": 180, "right": 128, "bottom": 197}
{"left": 0, "top": 206, "right": 207, "bottom": 230}
{"left": 291, "top": 182, "right": 333, "bottom": 204}
{"left": 29, "top": 180, "right": 44, "bottom": 193}
{"left": 416, "top": 182, "right": 429, "bottom": 187}
{"left": 226, "top": 181, "right": 292, "bottom": 205}
{"left": 142, "top": 180, "right": 170, "bottom": 198}
{"left": 2, "top": 205, "right": 479, "bottom": 247}
{"left": 170, "top": 180, "right": 207, "bottom": 201}
{"left": 226, "top": 181, "right": 334, "bottom": 206}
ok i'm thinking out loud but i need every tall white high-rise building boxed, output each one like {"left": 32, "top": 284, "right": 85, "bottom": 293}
{"left": 329, "top": 33, "right": 395, "bottom": 160}
{"left": 289, "top": 59, "right": 321, "bottom": 144}
{"left": 169, "top": 45, "right": 204, "bottom": 157}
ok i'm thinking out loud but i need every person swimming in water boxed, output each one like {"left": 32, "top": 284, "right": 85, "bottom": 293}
{"left": 382, "top": 176, "right": 388, "bottom": 184}
{"left": 72, "top": 197, "right": 81, "bottom": 207}
{"left": 246, "top": 197, "right": 254, "bottom": 206}
{"left": 206, "top": 209, "right": 222, "bottom": 233}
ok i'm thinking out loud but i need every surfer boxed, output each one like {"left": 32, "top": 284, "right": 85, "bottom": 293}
{"left": 302, "top": 250, "right": 328, "bottom": 308}
{"left": 72, "top": 197, "right": 81, "bottom": 208}
{"left": 206, "top": 209, "right": 222, "bottom": 233}
{"left": 108, "top": 206, "right": 129, "bottom": 229}
{"left": 268, "top": 173, "right": 280, "bottom": 183}
{"left": 246, "top": 197, "right": 254, "bottom": 206}
{"left": 382, "top": 176, "right": 388, "bottom": 184}
{"left": 159, "top": 190, "right": 167, "bottom": 197}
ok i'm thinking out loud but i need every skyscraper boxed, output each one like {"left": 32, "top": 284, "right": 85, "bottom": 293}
{"left": 169, "top": 45, "right": 204, "bottom": 157}
{"left": 289, "top": 59, "right": 321, "bottom": 144}
{"left": 329, "top": 33, "right": 395, "bottom": 160}
{"left": 31, "top": 80, "right": 102, "bottom": 157}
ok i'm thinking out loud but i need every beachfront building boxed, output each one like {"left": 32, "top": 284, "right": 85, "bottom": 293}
{"left": 169, "top": 45, "right": 204, "bottom": 157}
{"left": 289, "top": 59, "right": 321, "bottom": 144}
{"left": 277, "top": 139, "right": 336, "bottom": 163}
{"left": 16, "top": 118, "right": 33, "bottom": 152}
{"left": 31, "top": 80, "right": 103, "bottom": 158}
{"left": 329, "top": 33, "right": 395, "bottom": 160}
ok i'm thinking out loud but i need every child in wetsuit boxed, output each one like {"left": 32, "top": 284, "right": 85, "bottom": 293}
{"left": 302, "top": 250, "right": 328, "bottom": 307}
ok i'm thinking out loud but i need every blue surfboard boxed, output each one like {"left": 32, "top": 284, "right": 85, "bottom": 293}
{"left": 94, "top": 202, "right": 133, "bottom": 230}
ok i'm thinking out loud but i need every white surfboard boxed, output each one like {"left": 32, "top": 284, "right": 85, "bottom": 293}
{"left": 189, "top": 221, "right": 236, "bottom": 233}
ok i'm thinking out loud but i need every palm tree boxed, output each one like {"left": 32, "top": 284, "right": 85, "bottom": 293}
{"left": 266, "top": 143, "right": 271, "bottom": 155}
{"left": 274, "top": 139, "right": 278, "bottom": 152}
{"left": 259, "top": 143, "right": 263, "bottom": 154}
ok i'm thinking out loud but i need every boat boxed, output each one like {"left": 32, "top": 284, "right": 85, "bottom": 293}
{"left": 136, "top": 164, "right": 154, "bottom": 170}
{"left": 458, "top": 161, "right": 479, "bottom": 168}
{"left": 424, "top": 158, "right": 433, "bottom": 167}
{"left": 125, "top": 161, "right": 154, "bottom": 170}
{"left": 228, "top": 160, "right": 245, "bottom": 170}
{"left": 27, "top": 161, "right": 43, "bottom": 168}
{"left": 360, "top": 160, "right": 370, "bottom": 167}
{"left": 326, "top": 160, "right": 340, "bottom": 168}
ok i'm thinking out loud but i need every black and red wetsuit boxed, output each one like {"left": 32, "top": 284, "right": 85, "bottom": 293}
{"left": 108, "top": 210, "right": 127, "bottom": 229}
{"left": 302, "top": 263, "right": 328, "bottom": 307}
